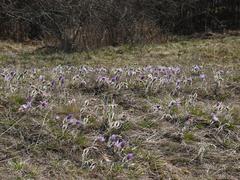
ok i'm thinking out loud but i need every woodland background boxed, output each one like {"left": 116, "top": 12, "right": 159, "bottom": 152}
{"left": 0, "top": 0, "right": 239, "bottom": 51}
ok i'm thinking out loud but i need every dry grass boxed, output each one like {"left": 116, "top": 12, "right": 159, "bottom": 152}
{"left": 0, "top": 36, "right": 240, "bottom": 179}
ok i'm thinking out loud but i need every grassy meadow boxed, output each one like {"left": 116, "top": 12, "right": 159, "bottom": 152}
{"left": 0, "top": 36, "right": 240, "bottom": 179}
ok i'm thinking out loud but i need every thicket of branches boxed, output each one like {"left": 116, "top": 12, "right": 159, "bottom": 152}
{"left": 0, "top": 0, "right": 240, "bottom": 51}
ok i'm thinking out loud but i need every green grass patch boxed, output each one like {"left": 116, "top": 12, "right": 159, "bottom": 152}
{"left": 183, "top": 131, "right": 197, "bottom": 142}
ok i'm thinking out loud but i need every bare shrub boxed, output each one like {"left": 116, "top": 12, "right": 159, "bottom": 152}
{"left": 1, "top": 0, "right": 240, "bottom": 51}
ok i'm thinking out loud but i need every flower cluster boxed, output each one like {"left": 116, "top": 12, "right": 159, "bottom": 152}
{"left": 1, "top": 64, "right": 237, "bottom": 173}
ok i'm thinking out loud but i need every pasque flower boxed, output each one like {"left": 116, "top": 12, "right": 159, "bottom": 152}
{"left": 19, "top": 101, "right": 32, "bottom": 112}
{"left": 96, "top": 135, "right": 105, "bottom": 143}
{"left": 126, "top": 153, "right": 134, "bottom": 161}
{"left": 109, "top": 134, "right": 118, "bottom": 142}
{"left": 114, "top": 139, "right": 126, "bottom": 149}
{"left": 199, "top": 74, "right": 206, "bottom": 80}
{"left": 39, "top": 100, "right": 48, "bottom": 108}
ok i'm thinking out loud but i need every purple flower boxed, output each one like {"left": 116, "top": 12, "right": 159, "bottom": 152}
{"left": 10, "top": 71, "right": 16, "bottom": 77}
{"left": 51, "top": 80, "right": 56, "bottom": 87}
{"left": 75, "top": 120, "right": 82, "bottom": 126}
{"left": 102, "top": 77, "right": 106, "bottom": 81}
{"left": 126, "top": 153, "right": 134, "bottom": 161}
{"left": 211, "top": 113, "right": 219, "bottom": 123}
{"left": 60, "top": 78, "right": 65, "bottom": 86}
{"left": 39, "top": 100, "right": 48, "bottom": 108}
{"left": 27, "top": 96, "right": 33, "bottom": 102}
{"left": 32, "top": 68, "right": 36, "bottom": 74}
{"left": 199, "top": 74, "right": 206, "bottom": 80}
{"left": 111, "top": 76, "right": 118, "bottom": 82}
{"left": 153, "top": 105, "right": 162, "bottom": 111}
{"left": 96, "top": 135, "right": 105, "bottom": 143}
{"left": 110, "top": 134, "right": 118, "bottom": 142}
{"left": 19, "top": 101, "right": 32, "bottom": 112}
{"left": 187, "top": 77, "right": 193, "bottom": 85}
{"left": 176, "top": 79, "right": 181, "bottom": 86}
{"left": 114, "top": 139, "right": 126, "bottom": 149}
{"left": 119, "top": 140, "right": 126, "bottom": 148}
{"left": 193, "top": 65, "right": 201, "bottom": 72}
{"left": 168, "top": 100, "right": 181, "bottom": 108}
{"left": 66, "top": 114, "right": 73, "bottom": 121}
{"left": 97, "top": 76, "right": 109, "bottom": 83}
{"left": 39, "top": 75, "right": 44, "bottom": 81}
{"left": 6, "top": 75, "right": 12, "bottom": 81}
{"left": 116, "top": 68, "right": 123, "bottom": 74}
{"left": 139, "top": 75, "right": 145, "bottom": 80}
{"left": 58, "top": 75, "right": 65, "bottom": 86}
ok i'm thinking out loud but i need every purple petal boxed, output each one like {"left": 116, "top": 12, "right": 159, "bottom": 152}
{"left": 126, "top": 153, "right": 134, "bottom": 161}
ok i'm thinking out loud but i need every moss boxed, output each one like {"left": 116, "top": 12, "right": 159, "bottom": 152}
{"left": 9, "top": 159, "right": 25, "bottom": 171}
{"left": 107, "top": 163, "right": 124, "bottom": 178}
{"left": 75, "top": 135, "right": 88, "bottom": 147}
{"left": 232, "top": 75, "right": 240, "bottom": 83}
{"left": 170, "top": 106, "right": 181, "bottom": 115}
{"left": 215, "top": 92, "right": 231, "bottom": 101}
{"left": 231, "top": 106, "right": 240, "bottom": 125}
{"left": 56, "top": 104, "right": 81, "bottom": 114}
{"left": 196, "top": 124, "right": 205, "bottom": 129}
{"left": 139, "top": 119, "right": 157, "bottom": 129}
{"left": 183, "top": 132, "right": 197, "bottom": 142}
{"left": 122, "top": 121, "right": 134, "bottom": 131}
{"left": 225, "top": 123, "right": 236, "bottom": 131}
{"left": 170, "top": 157, "right": 191, "bottom": 165}
{"left": 9, "top": 94, "right": 25, "bottom": 105}
{"left": 223, "top": 139, "right": 238, "bottom": 149}
{"left": 0, "top": 119, "right": 16, "bottom": 127}
{"left": 189, "top": 107, "right": 206, "bottom": 117}
{"left": 88, "top": 116, "right": 97, "bottom": 125}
